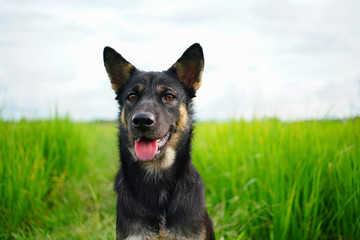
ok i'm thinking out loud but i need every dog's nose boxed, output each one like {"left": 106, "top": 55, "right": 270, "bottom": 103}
{"left": 132, "top": 112, "right": 155, "bottom": 129}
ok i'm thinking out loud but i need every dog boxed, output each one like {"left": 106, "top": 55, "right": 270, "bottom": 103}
{"left": 103, "top": 43, "right": 215, "bottom": 240}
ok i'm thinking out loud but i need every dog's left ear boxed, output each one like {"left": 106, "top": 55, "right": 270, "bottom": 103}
{"left": 169, "top": 43, "right": 204, "bottom": 93}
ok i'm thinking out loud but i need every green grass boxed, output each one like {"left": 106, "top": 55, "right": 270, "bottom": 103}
{"left": 1, "top": 117, "right": 359, "bottom": 239}
{"left": 0, "top": 118, "right": 118, "bottom": 239}
{"left": 193, "top": 119, "right": 360, "bottom": 239}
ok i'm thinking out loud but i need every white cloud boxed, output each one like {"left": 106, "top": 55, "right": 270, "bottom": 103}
{"left": 0, "top": 0, "right": 359, "bottom": 120}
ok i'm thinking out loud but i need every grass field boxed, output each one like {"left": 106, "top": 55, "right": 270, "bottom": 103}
{"left": 1, "top": 117, "right": 359, "bottom": 239}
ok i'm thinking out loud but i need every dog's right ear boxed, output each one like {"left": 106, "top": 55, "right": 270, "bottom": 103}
{"left": 103, "top": 46, "right": 137, "bottom": 92}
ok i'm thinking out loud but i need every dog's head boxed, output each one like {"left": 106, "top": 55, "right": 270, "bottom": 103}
{"left": 104, "top": 44, "right": 204, "bottom": 169}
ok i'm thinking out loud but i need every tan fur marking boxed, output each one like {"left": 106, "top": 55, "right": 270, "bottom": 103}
{"left": 122, "top": 63, "right": 134, "bottom": 79}
{"left": 156, "top": 85, "right": 166, "bottom": 92}
{"left": 160, "top": 147, "right": 176, "bottom": 169}
{"left": 158, "top": 225, "right": 171, "bottom": 239}
{"left": 143, "top": 147, "right": 176, "bottom": 175}
{"left": 107, "top": 62, "right": 134, "bottom": 92}
{"left": 192, "top": 70, "right": 203, "bottom": 91}
{"left": 173, "top": 62, "right": 203, "bottom": 91}
{"left": 169, "top": 131, "right": 180, "bottom": 149}
{"left": 169, "top": 105, "right": 189, "bottom": 150}
{"left": 111, "top": 83, "right": 119, "bottom": 92}
{"left": 178, "top": 105, "right": 188, "bottom": 131}
{"left": 120, "top": 107, "right": 127, "bottom": 129}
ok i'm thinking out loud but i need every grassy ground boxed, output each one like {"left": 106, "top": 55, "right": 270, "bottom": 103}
{"left": 0, "top": 118, "right": 118, "bottom": 239}
{"left": 194, "top": 119, "right": 360, "bottom": 239}
{"left": 1, "top": 118, "right": 359, "bottom": 239}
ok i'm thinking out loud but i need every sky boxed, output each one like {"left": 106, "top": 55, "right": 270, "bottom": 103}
{"left": 0, "top": 0, "right": 359, "bottom": 121}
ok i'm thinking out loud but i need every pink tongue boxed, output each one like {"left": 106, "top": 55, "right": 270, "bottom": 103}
{"left": 134, "top": 140, "right": 158, "bottom": 161}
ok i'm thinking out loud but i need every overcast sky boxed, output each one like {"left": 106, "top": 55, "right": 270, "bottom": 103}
{"left": 1, "top": 0, "right": 359, "bottom": 121}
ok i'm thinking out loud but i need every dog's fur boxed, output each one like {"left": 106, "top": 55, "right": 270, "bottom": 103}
{"left": 103, "top": 43, "right": 215, "bottom": 240}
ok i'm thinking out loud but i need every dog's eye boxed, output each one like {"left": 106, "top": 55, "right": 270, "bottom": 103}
{"left": 164, "top": 94, "right": 174, "bottom": 102}
{"left": 128, "top": 94, "right": 137, "bottom": 101}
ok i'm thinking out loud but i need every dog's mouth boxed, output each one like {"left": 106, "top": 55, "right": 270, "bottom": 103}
{"left": 134, "top": 131, "right": 172, "bottom": 162}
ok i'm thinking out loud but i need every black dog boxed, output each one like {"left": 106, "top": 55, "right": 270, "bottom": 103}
{"left": 103, "top": 43, "right": 215, "bottom": 239}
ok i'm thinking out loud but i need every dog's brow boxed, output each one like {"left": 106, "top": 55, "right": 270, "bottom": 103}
{"left": 156, "top": 85, "right": 176, "bottom": 93}
{"left": 129, "top": 84, "right": 144, "bottom": 92}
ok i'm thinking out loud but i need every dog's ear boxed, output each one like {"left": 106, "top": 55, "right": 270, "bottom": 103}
{"left": 169, "top": 43, "right": 204, "bottom": 93}
{"left": 103, "top": 46, "right": 137, "bottom": 92}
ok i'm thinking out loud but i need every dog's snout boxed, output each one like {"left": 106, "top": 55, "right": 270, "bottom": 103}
{"left": 132, "top": 112, "right": 155, "bottom": 129}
